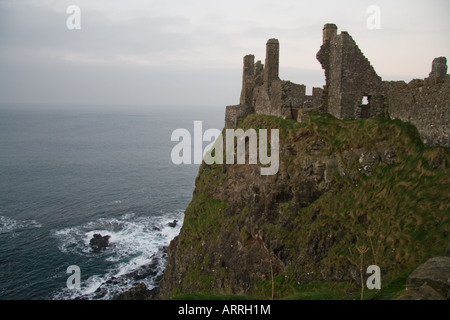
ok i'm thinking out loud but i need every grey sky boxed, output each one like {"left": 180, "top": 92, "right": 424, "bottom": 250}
{"left": 0, "top": 0, "right": 449, "bottom": 107}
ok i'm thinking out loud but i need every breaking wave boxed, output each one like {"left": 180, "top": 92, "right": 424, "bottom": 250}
{"left": 0, "top": 215, "right": 42, "bottom": 235}
{"left": 51, "top": 210, "right": 183, "bottom": 300}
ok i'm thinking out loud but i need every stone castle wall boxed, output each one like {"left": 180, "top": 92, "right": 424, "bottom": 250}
{"left": 384, "top": 72, "right": 449, "bottom": 147}
{"left": 225, "top": 24, "right": 449, "bottom": 148}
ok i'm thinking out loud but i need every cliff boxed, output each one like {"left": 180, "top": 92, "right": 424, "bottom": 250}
{"left": 159, "top": 113, "right": 449, "bottom": 299}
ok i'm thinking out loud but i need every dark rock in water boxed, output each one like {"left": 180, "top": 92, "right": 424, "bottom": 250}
{"left": 128, "top": 260, "right": 160, "bottom": 281}
{"left": 126, "top": 254, "right": 162, "bottom": 282}
{"left": 92, "top": 285, "right": 108, "bottom": 299}
{"left": 89, "top": 233, "right": 111, "bottom": 253}
{"left": 105, "top": 277, "right": 120, "bottom": 285}
{"left": 407, "top": 257, "right": 450, "bottom": 300}
{"left": 167, "top": 220, "right": 178, "bottom": 228}
{"left": 116, "top": 283, "right": 159, "bottom": 300}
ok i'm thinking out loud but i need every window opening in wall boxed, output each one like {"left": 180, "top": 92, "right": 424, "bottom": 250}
{"left": 362, "top": 95, "right": 370, "bottom": 105}
{"left": 359, "top": 95, "right": 371, "bottom": 118}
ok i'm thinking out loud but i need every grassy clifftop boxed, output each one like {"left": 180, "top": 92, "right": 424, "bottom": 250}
{"left": 159, "top": 113, "right": 449, "bottom": 300}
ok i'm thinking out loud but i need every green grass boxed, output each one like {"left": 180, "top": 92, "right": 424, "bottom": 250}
{"left": 368, "top": 269, "right": 412, "bottom": 300}
{"left": 169, "top": 293, "right": 251, "bottom": 300}
{"left": 166, "top": 270, "right": 413, "bottom": 301}
{"left": 179, "top": 193, "right": 228, "bottom": 245}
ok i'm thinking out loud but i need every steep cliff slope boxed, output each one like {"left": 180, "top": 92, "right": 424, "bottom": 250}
{"left": 159, "top": 113, "right": 449, "bottom": 299}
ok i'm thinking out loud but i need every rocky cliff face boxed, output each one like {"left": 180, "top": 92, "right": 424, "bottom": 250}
{"left": 159, "top": 113, "right": 449, "bottom": 299}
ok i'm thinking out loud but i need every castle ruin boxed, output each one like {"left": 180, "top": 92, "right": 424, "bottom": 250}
{"left": 225, "top": 23, "right": 449, "bottom": 148}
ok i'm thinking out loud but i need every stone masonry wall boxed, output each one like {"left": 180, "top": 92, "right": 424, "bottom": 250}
{"left": 316, "top": 24, "right": 448, "bottom": 147}
{"left": 226, "top": 38, "right": 320, "bottom": 128}
{"left": 317, "top": 24, "right": 385, "bottom": 120}
{"left": 384, "top": 75, "right": 450, "bottom": 148}
{"left": 225, "top": 24, "right": 449, "bottom": 148}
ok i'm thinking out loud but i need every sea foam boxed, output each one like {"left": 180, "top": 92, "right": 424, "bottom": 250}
{"left": 51, "top": 210, "right": 183, "bottom": 300}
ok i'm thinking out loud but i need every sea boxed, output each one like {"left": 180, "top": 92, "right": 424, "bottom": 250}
{"left": 0, "top": 104, "right": 225, "bottom": 300}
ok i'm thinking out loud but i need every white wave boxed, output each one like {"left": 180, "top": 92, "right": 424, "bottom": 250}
{"left": 0, "top": 216, "right": 42, "bottom": 234}
{"left": 51, "top": 210, "right": 184, "bottom": 300}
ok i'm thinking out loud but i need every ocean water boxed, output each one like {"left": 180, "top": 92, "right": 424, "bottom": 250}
{"left": 0, "top": 105, "right": 224, "bottom": 300}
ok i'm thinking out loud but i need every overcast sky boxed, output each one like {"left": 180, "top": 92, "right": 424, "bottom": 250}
{"left": 0, "top": 0, "right": 449, "bottom": 108}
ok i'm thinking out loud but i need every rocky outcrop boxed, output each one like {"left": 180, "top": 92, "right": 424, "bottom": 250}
{"left": 406, "top": 257, "right": 450, "bottom": 300}
{"left": 89, "top": 234, "right": 110, "bottom": 253}
{"left": 116, "top": 283, "right": 159, "bottom": 300}
{"left": 167, "top": 220, "right": 178, "bottom": 228}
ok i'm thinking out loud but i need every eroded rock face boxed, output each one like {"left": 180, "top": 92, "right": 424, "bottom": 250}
{"left": 407, "top": 257, "right": 450, "bottom": 300}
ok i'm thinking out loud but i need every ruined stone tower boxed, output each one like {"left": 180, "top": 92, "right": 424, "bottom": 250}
{"left": 264, "top": 39, "right": 280, "bottom": 88}
{"left": 317, "top": 24, "right": 385, "bottom": 120}
{"left": 429, "top": 57, "right": 448, "bottom": 82}
{"left": 240, "top": 54, "right": 255, "bottom": 106}
{"left": 322, "top": 23, "right": 337, "bottom": 43}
